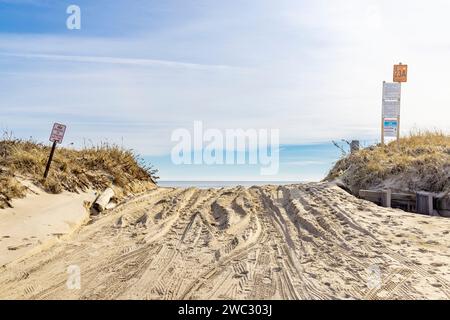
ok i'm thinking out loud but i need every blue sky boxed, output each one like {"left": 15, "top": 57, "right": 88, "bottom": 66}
{"left": 1, "top": 0, "right": 449, "bottom": 181}
{"left": 147, "top": 143, "right": 357, "bottom": 182}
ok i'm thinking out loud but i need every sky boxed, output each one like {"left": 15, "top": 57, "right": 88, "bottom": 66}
{"left": 1, "top": 0, "right": 449, "bottom": 181}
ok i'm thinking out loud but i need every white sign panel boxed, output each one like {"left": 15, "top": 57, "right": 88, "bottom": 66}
{"left": 49, "top": 123, "right": 66, "bottom": 144}
{"left": 383, "top": 118, "right": 398, "bottom": 137}
{"left": 382, "top": 82, "right": 401, "bottom": 118}
{"left": 383, "top": 82, "right": 401, "bottom": 100}
{"left": 383, "top": 100, "right": 400, "bottom": 118}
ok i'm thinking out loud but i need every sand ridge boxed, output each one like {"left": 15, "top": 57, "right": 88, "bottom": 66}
{"left": 0, "top": 183, "right": 449, "bottom": 300}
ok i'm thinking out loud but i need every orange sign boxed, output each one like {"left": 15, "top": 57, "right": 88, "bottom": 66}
{"left": 393, "top": 64, "right": 408, "bottom": 82}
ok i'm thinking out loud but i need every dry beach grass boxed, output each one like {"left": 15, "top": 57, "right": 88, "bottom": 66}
{"left": 0, "top": 134, "right": 157, "bottom": 208}
{"left": 326, "top": 131, "right": 450, "bottom": 195}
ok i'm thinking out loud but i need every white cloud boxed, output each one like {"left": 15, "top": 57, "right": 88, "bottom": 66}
{"left": 0, "top": 52, "right": 242, "bottom": 71}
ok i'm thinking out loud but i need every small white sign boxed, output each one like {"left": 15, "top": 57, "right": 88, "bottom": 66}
{"left": 383, "top": 82, "right": 401, "bottom": 100}
{"left": 49, "top": 123, "right": 66, "bottom": 144}
{"left": 383, "top": 118, "right": 398, "bottom": 137}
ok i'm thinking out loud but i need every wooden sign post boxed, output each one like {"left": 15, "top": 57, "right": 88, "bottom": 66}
{"left": 381, "top": 63, "right": 407, "bottom": 145}
{"left": 44, "top": 123, "right": 66, "bottom": 179}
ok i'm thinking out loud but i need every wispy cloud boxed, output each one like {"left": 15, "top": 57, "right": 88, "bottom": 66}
{"left": 0, "top": 52, "right": 244, "bottom": 71}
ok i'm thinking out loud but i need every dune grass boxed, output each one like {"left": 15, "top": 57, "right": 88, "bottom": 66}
{"left": 325, "top": 131, "right": 450, "bottom": 195}
{"left": 0, "top": 134, "right": 158, "bottom": 208}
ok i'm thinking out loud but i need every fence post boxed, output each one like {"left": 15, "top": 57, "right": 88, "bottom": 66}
{"left": 416, "top": 192, "right": 433, "bottom": 215}
{"left": 381, "top": 189, "right": 391, "bottom": 208}
{"left": 350, "top": 140, "right": 360, "bottom": 154}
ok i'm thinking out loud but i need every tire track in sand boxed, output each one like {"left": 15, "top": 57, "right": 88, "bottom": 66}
{"left": 0, "top": 183, "right": 449, "bottom": 300}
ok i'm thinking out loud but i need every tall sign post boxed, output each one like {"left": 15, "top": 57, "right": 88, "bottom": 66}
{"left": 44, "top": 123, "right": 66, "bottom": 179}
{"left": 381, "top": 63, "right": 407, "bottom": 145}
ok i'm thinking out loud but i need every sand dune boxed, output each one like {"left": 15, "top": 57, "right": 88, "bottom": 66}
{"left": 0, "top": 186, "right": 95, "bottom": 267}
{"left": 0, "top": 183, "right": 449, "bottom": 300}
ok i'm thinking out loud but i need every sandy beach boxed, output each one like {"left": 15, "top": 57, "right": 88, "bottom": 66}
{"left": 0, "top": 183, "right": 449, "bottom": 300}
{"left": 0, "top": 184, "right": 95, "bottom": 267}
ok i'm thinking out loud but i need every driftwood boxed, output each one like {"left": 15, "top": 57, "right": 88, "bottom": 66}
{"left": 93, "top": 187, "right": 115, "bottom": 212}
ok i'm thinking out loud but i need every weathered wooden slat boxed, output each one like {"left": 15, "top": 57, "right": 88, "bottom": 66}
{"left": 391, "top": 193, "right": 416, "bottom": 201}
{"left": 359, "top": 190, "right": 382, "bottom": 202}
{"left": 359, "top": 189, "right": 450, "bottom": 217}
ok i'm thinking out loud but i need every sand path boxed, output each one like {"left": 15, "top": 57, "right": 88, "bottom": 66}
{"left": 0, "top": 183, "right": 449, "bottom": 299}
